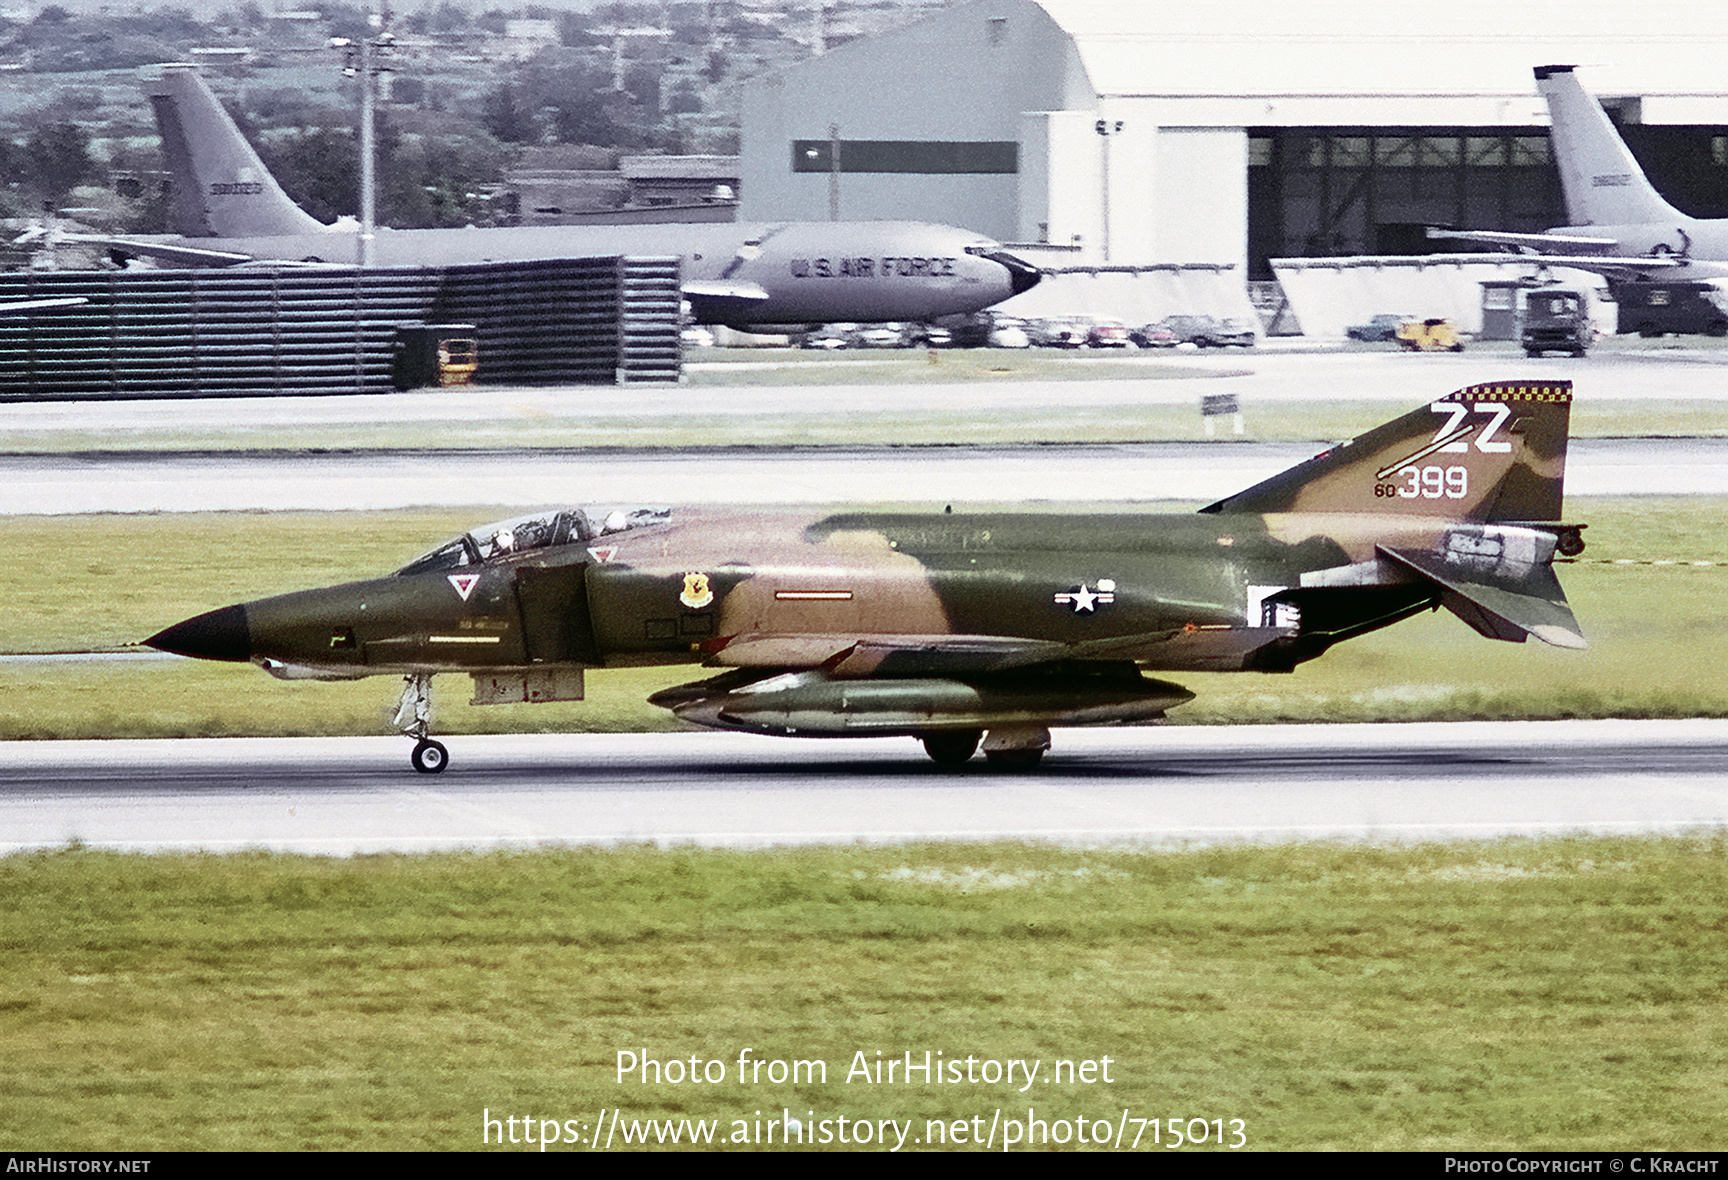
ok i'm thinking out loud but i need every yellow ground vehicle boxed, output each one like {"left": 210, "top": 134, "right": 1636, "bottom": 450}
{"left": 1396, "top": 317, "right": 1465, "bottom": 352}
{"left": 435, "top": 337, "right": 479, "bottom": 386}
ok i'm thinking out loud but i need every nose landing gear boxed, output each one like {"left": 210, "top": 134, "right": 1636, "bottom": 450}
{"left": 394, "top": 672, "right": 449, "bottom": 774}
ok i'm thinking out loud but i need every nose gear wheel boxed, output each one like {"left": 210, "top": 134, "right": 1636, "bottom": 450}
{"left": 395, "top": 673, "right": 449, "bottom": 773}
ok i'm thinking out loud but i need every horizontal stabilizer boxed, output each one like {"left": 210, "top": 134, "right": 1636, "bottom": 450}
{"left": 1379, "top": 543, "right": 1586, "bottom": 649}
{"left": 85, "top": 236, "right": 257, "bottom": 266}
{"left": 682, "top": 279, "right": 770, "bottom": 302}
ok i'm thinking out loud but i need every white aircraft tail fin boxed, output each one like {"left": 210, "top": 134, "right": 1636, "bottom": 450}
{"left": 1536, "top": 64, "right": 1689, "bottom": 228}
{"left": 145, "top": 63, "right": 331, "bottom": 239}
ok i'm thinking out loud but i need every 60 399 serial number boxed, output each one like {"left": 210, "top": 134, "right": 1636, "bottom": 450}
{"left": 1376, "top": 464, "right": 1468, "bottom": 499}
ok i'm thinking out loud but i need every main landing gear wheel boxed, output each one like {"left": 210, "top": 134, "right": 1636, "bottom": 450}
{"left": 984, "top": 747, "right": 1045, "bottom": 771}
{"left": 411, "top": 739, "right": 449, "bottom": 774}
{"left": 921, "top": 730, "right": 983, "bottom": 766}
{"left": 980, "top": 724, "right": 1051, "bottom": 772}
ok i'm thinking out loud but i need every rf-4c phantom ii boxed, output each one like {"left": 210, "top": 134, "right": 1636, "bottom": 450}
{"left": 85, "top": 64, "right": 1037, "bottom": 329}
{"left": 147, "top": 381, "right": 1587, "bottom": 773}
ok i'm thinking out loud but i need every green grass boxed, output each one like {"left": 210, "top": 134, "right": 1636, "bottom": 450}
{"left": 1, "top": 498, "right": 1725, "bottom": 739}
{"left": 3, "top": 837, "right": 1725, "bottom": 1150}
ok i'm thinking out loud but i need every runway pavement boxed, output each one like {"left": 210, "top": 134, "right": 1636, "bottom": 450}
{"left": 4, "top": 721, "right": 1724, "bottom": 856}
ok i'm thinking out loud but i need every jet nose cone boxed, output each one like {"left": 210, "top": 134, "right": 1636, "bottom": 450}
{"left": 145, "top": 603, "right": 252, "bottom": 662}
{"left": 985, "top": 249, "right": 1040, "bottom": 296}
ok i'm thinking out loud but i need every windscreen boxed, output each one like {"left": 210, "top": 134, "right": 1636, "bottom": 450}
{"left": 394, "top": 506, "right": 670, "bottom": 576}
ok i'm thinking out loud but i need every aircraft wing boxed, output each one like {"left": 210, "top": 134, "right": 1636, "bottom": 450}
{"left": 1424, "top": 227, "right": 1694, "bottom": 279}
{"left": 1378, "top": 545, "right": 1587, "bottom": 650}
{"left": 1464, "top": 253, "right": 1691, "bottom": 281}
{"left": 1427, "top": 226, "right": 1620, "bottom": 254}
{"left": 680, "top": 279, "right": 770, "bottom": 323}
{"left": 1487, "top": 254, "right": 1686, "bottom": 277}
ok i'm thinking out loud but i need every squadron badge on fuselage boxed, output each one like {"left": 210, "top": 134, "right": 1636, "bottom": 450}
{"left": 680, "top": 572, "right": 714, "bottom": 609}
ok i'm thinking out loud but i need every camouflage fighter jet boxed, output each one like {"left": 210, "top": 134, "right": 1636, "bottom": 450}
{"left": 146, "top": 380, "right": 1586, "bottom": 773}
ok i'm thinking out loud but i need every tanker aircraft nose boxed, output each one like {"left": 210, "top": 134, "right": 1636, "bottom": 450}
{"left": 145, "top": 603, "right": 252, "bottom": 663}
{"left": 988, "top": 249, "right": 1040, "bottom": 296}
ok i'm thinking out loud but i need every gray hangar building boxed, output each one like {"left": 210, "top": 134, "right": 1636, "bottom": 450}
{"left": 739, "top": 0, "right": 1728, "bottom": 300}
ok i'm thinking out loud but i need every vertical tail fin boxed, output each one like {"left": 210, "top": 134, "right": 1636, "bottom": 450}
{"left": 145, "top": 63, "right": 331, "bottom": 239}
{"left": 1535, "top": 64, "right": 1688, "bottom": 227}
{"left": 1201, "top": 380, "right": 1572, "bottom": 522}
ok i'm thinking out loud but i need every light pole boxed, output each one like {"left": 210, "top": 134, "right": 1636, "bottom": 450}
{"left": 829, "top": 123, "right": 841, "bottom": 222}
{"left": 333, "top": 28, "right": 393, "bottom": 267}
{"left": 1095, "top": 118, "right": 1123, "bottom": 263}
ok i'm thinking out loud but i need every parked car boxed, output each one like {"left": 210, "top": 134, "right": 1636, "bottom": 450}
{"left": 1129, "top": 323, "right": 1179, "bottom": 348}
{"left": 930, "top": 311, "right": 1032, "bottom": 348}
{"left": 1028, "top": 317, "right": 1089, "bottom": 348}
{"left": 1346, "top": 312, "right": 1413, "bottom": 342}
{"left": 1079, "top": 316, "right": 1135, "bottom": 348}
{"left": 1158, "top": 314, "right": 1256, "bottom": 348}
{"left": 986, "top": 315, "right": 1032, "bottom": 349}
{"left": 800, "top": 324, "right": 853, "bottom": 349}
{"left": 851, "top": 323, "right": 906, "bottom": 348}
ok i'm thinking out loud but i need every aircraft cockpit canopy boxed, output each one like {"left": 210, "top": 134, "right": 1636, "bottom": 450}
{"left": 394, "top": 506, "right": 670, "bottom": 576}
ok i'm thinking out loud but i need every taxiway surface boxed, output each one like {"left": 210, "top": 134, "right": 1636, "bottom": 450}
{"left": 5, "top": 721, "right": 1724, "bottom": 856}
{"left": 8, "top": 343, "right": 1728, "bottom": 442}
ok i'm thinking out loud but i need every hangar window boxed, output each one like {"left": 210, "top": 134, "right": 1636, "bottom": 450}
{"left": 1375, "top": 138, "right": 1416, "bottom": 168}
{"left": 1467, "top": 137, "right": 1507, "bottom": 167}
{"left": 1332, "top": 138, "right": 1370, "bottom": 168}
{"left": 1511, "top": 137, "right": 1550, "bottom": 166}
{"left": 1419, "top": 138, "right": 1462, "bottom": 168}
{"left": 792, "top": 139, "right": 1018, "bottom": 174}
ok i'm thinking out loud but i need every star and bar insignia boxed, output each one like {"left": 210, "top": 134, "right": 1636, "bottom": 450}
{"left": 1054, "top": 579, "right": 1116, "bottom": 613}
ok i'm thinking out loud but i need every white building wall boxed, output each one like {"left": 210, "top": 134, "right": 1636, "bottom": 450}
{"left": 1097, "top": 104, "right": 1156, "bottom": 263}
{"left": 994, "top": 267, "right": 1258, "bottom": 326}
{"left": 1021, "top": 110, "right": 1101, "bottom": 251}
{"left": 740, "top": 0, "right": 1089, "bottom": 239}
{"left": 1150, "top": 128, "right": 1246, "bottom": 267}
